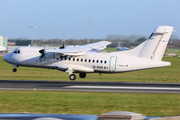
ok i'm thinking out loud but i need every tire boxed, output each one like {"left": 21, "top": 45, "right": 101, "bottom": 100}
{"left": 12, "top": 68, "right": 17, "bottom": 72}
{"left": 69, "top": 74, "right": 76, "bottom": 81}
{"left": 79, "top": 73, "right": 86, "bottom": 78}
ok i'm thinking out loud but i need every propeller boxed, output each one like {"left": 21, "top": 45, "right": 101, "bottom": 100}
{"left": 59, "top": 42, "right": 65, "bottom": 49}
{"left": 39, "top": 49, "right": 45, "bottom": 61}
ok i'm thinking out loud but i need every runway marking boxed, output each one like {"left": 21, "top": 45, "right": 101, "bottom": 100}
{"left": 64, "top": 86, "right": 180, "bottom": 90}
{"left": 0, "top": 86, "right": 180, "bottom": 91}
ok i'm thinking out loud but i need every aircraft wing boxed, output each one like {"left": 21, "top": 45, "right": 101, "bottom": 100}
{"left": 45, "top": 41, "right": 111, "bottom": 56}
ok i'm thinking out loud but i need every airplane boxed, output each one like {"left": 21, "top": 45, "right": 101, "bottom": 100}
{"left": 0, "top": 46, "right": 7, "bottom": 52}
{"left": 3, "top": 26, "right": 173, "bottom": 81}
{"left": 115, "top": 42, "right": 129, "bottom": 51}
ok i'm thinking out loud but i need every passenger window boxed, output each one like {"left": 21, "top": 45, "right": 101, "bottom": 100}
{"left": 85, "top": 59, "right": 87, "bottom": 62}
{"left": 73, "top": 58, "right": 75, "bottom": 61}
{"left": 97, "top": 60, "right": 99, "bottom": 63}
{"left": 89, "top": 59, "right": 91, "bottom": 62}
{"left": 93, "top": 60, "right": 95, "bottom": 63}
{"left": 77, "top": 58, "right": 79, "bottom": 61}
{"left": 104, "top": 61, "right": 107, "bottom": 64}
{"left": 65, "top": 57, "right": 67, "bottom": 60}
{"left": 81, "top": 59, "right": 83, "bottom": 62}
{"left": 100, "top": 60, "right": 103, "bottom": 63}
{"left": 69, "top": 58, "right": 71, "bottom": 61}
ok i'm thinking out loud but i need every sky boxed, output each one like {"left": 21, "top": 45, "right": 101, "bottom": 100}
{"left": 0, "top": 0, "right": 180, "bottom": 40}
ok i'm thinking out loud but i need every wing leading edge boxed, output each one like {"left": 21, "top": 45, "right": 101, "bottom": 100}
{"left": 44, "top": 41, "right": 111, "bottom": 56}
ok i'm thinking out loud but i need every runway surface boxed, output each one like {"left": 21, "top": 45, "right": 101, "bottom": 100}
{"left": 0, "top": 80, "right": 180, "bottom": 93}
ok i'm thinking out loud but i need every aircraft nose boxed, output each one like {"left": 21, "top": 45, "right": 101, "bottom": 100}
{"left": 3, "top": 54, "right": 10, "bottom": 62}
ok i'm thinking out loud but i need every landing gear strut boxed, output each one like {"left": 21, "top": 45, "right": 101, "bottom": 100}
{"left": 79, "top": 73, "right": 86, "bottom": 78}
{"left": 65, "top": 67, "right": 76, "bottom": 81}
{"left": 69, "top": 74, "right": 76, "bottom": 81}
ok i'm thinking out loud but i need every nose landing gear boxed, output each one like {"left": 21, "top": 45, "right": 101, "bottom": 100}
{"left": 12, "top": 64, "right": 18, "bottom": 72}
{"left": 12, "top": 68, "right": 17, "bottom": 72}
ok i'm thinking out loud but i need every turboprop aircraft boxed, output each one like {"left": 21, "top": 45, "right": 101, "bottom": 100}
{"left": 3, "top": 26, "right": 173, "bottom": 80}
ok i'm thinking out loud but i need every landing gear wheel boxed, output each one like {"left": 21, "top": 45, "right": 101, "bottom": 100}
{"left": 69, "top": 74, "right": 76, "bottom": 81}
{"left": 12, "top": 68, "right": 17, "bottom": 72}
{"left": 79, "top": 73, "right": 86, "bottom": 78}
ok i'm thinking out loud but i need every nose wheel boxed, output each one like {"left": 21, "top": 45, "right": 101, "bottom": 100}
{"left": 69, "top": 74, "right": 76, "bottom": 81}
{"left": 12, "top": 68, "right": 17, "bottom": 72}
{"left": 12, "top": 64, "right": 18, "bottom": 72}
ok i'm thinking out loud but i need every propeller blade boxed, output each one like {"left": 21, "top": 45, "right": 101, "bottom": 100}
{"left": 59, "top": 42, "right": 65, "bottom": 49}
{"left": 39, "top": 49, "right": 44, "bottom": 53}
{"left": 39, "top": 49, "right": 45, "bottom": 61}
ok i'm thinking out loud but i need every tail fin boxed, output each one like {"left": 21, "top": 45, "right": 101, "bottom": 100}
{"left": 124, "top": 26, "right": 173, "bottom": 61}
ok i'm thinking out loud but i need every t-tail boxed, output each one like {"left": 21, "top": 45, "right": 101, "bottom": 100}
{"left": 123, "top": 26, "right": 173, "bottom": 61}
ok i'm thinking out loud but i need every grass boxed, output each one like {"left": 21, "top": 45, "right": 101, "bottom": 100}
{"left": 0, "top": 91, "right": 180, "bottom": 116}
{"left": 165, "top": 48, "right": 180, "bottom": 55}
{"left": 0, "top": 56, "right": 180, "bottom": 83}
{"left": 104, "top": 48, "right": 119, "bottom": 52}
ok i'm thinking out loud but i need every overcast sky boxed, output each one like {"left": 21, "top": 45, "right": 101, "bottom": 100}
{"left": 0, "top": 0, "right": 180, "bottom": 39}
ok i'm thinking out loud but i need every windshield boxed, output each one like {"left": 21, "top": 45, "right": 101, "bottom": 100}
{"left": 13, "top": 48, "right": 20, "bottom": 54}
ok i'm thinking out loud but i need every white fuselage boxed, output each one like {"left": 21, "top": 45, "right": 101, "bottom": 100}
{"left": 3, "top": 46, "right": 171, "bottom": 73}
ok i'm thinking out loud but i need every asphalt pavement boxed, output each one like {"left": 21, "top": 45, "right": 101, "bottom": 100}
{"left": 0, "top": 80, "right": 180, "bottom": 93}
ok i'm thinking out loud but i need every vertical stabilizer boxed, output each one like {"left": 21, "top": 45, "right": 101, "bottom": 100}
{"left": 123, "top": 26, "right": 173, "bottom": 61}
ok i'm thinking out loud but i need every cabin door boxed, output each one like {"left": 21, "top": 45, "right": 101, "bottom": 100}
{"left": 109, "top": 56, "right": 117, "bottom": 71}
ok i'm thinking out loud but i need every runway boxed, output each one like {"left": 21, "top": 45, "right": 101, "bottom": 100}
{"left": 0, "top": 80, "right": 180, "bottom": 93}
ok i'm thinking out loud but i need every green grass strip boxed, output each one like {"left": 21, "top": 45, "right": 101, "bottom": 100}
{"left": 0, "top": 91, "right": 180, "bottom": 116}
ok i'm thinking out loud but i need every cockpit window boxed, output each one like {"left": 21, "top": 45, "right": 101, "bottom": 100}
{"left": 13, "top": 49, "right": 20, "bottom": 54}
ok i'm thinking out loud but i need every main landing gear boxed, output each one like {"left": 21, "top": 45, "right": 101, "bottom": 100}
{"left": 79, "top": 73, "right": 86, "bottom": 78}
{"left": 69, "top": 73, "right": 86, "bottom": 81}
{"left": 69, "top": 73, "right": 87, "bottom": 81}
{"left": 66, "top": 67, "right": 87, "bottom": 81}
{"left": 66, "top": 67, "right": 76, "bottom": 81}
{"left": 69, "top": 74, "right": 76, "bottom": 81}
